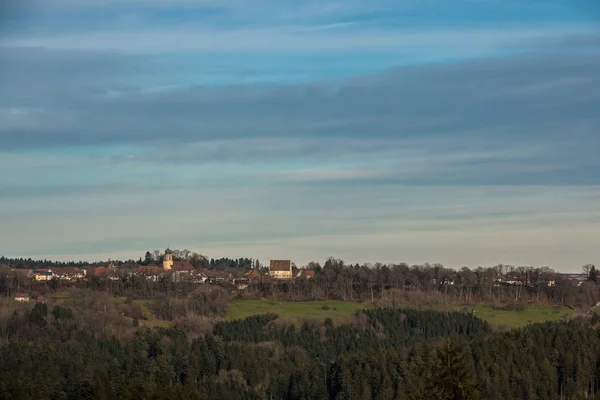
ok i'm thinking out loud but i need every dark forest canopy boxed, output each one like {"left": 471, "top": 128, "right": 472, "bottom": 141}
{"left": 1, "top": 305, "right": 600, "bottom": 400}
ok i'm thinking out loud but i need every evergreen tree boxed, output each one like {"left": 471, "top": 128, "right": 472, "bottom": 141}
{"left": 430, "top": 340, "right": 479, "bottom": 400}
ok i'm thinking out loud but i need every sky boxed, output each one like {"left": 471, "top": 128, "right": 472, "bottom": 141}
{"left": 0, "top": 0, "right": 599, "bottom": 271}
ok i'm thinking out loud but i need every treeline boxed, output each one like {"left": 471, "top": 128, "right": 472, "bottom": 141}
{"left": 245, "top": 259, "right": 599, "bottom": 308}
{"left": 1, "top": 304, "right": 599, "bottom": 399}
{"left": 210, "top": 257, "right": 259, "bottom": 269}
{"left": 141, "top": 251, "right": 260, "bottom": 270}
{"left": 1, "top": 251, "right": 260, "bottom": 271}
{"left": 3, "top": 254, "right": 598, "bottom": 308}
{"left": 0, "top": 256, "right": 89, "bottom": 269}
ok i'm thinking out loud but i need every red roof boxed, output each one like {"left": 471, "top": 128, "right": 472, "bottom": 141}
{"left": 15, "top": 292, "right": 28, "bottom": 298}
{"left": 90, "top": 267, "right": 111, "bottom": 277}
{"left": 137, "top": 265, "right": 161, "bottom": 274}
{"left": 172, "top": 261, "right": 194, "bottom": 271}
{"left": 303, "top": 270, "right": 316, "bottom": 277}
{"left": 14, "top": 269, "right": 33, "bottom": 277}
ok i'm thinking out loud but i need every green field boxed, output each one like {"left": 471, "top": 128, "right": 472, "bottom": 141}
{"left": 229, "top": 300, "right": 367, "bottom": 323}
{"left": 229, "top": 300, "right": 575, "bottom": 328}
{"left": 455, "top": 304, "right": 574, "bottom": 328}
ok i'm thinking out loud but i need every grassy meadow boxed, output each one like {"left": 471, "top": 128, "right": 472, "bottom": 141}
{"left": 229, "top": 299, "right": 575, "bottom": 328}
{"left": 47, "top": 291, "right": 575, "bottom": 329}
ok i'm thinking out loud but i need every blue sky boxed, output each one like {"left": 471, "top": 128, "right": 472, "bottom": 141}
{"left": 0, "top": 0, "right": 599, "bottom": 270}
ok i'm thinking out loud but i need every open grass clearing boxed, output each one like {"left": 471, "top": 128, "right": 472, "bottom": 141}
{"left": 229, "top": 299, "right": 575, "bottom": 329}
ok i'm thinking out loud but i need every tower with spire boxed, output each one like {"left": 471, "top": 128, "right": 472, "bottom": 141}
{"left": 163, "top": 248, "right": 173, "bottom": 270}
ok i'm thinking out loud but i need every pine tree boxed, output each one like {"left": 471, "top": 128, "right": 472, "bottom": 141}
{"left": 430, "top": 339, "right": 479, "bottom": 400}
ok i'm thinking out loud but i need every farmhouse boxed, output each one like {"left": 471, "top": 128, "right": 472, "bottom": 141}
{"left": 297, "top": 269, "right": 316, "bottom": 279}
{"left": 34, "top": 269, "right": 56, "bottom": 281}
{"left": 269, "top": 260, "right": 293, "bottom": 280}
{"left": 14, "top": 293, "right": 30, "bottom": 302}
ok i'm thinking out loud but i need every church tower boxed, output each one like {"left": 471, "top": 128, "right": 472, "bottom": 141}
{"left": 163, "top": 248, "right": 173, "bottom": 270}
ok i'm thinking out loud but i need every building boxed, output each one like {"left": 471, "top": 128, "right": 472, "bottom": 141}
{"left": 206, "top": 270, "right": 233, "bottom": 283}
{"left": 34, "top": 269, "right": 56, "bottom": 281}
{"left": 14, "top": 293, "right": 30, "bottom": 302}
{"left": 163, "top": 248, "right": 173, "bottom": 270}
{"left": 269, "top": 260, "right": 293, "bottom": 280}
{"left": 132, "top": 265, "right": 161, "bottom": 281}
{"left": 88, "top": 266, "right": 112, "bottom": 278}
{"left": 235, "top": 278, "right": 249, "bottom": 290}
{"left": 172, "top": 261, "right": 194, "bottom": 271}
{"left": 14, "top": 269, "right": 34, "bottom": 279}
{"left": 54, "top": 267, "right": 86, "bottom": 281}
{"left": 245, "top": 269, "right": 261, "bottom": 282}
{"left": 297, "top": 269, "right": 316, "bottom": 279}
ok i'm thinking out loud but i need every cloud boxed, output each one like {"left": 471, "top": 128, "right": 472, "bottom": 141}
{"left": 1, "top": 46, "right": 598, "bottom": 160}
{"left": 295, "top": 21, "right": 364, "bottom": 32}
{"left": 3, "top": 26, "right": 595, "bottom": 52}
{"left": 1, "top": 25, "right": 599, "bottom": 268}
{"left": 2, "top": 184, "right": 599, "bottom": 268}
{"left": 1, "top": 44, "right": 598, "bottom": 191}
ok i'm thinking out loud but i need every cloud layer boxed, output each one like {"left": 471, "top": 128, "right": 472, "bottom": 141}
{"left": 0, "top": 0, "right": 599, "bottom": 269}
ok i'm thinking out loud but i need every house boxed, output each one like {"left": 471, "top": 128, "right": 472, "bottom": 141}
{"left": 561, "top": 273, "right": 587, "bottom": 282}
{"left": 54, "top": 267, "right": 86, "bottom": 281}
{"left": 245, "top": 269, "right": 262, "bottom": 282}
{"left": 34, "top": 269, "right": 56, "bottom": 281}
{"left": 172, "top": 261, "right": 194, "bottom": 271}
{"left": 297, "top": 269, "right": 316, "bottom": 279}
{"left": 14, "top": 269, "right": 34, "bottom": 279}
{"left": 88, "top": 265, "right": 124, "bottom": 280}
{"left": 235, "top": 278, "right": 250, "bottom": 290}
{"left": 171, "top": 269, "right": 192, "bottom": 282}
{"left": 89, "top": 266, "right": 113, "bottom": 278}
{"left": 135, "top": 265, "right": 162, "bottom": 281}
{"left": 36, "top": 295, "right": 46, "bottom": 304}
{"left": 136, "top": 265, "right": 161, "bottom": 275}
{"left": 14, "top": 293, "right": 30, "bottom": 302}
{"left": 206, "top": 270, "right": 233, "bottom": 283}
{"left": 292, "top": 266, "right": 300, "bottom": 279}
{"left": 269, "top": 260, "right": 293, "bottom": 280}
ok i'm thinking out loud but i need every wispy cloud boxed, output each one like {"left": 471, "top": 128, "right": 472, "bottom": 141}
{"left": 295, "top": 21, "right": 363, "bottom": 32}
{"left": 1, "top": 0, "right": 599, "bottom": 268}
{"left": 4, "top": 26, "right": 596, "bottom": 52}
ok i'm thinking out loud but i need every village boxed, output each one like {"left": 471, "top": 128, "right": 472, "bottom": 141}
{"left": 3, "top": 249, "right": 319, "bottom": 303}
{"left": 1, "top": 248, "right": 590, "bottom": 304}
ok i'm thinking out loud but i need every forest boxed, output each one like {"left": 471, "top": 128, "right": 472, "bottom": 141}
{"left": 2, "top": 254, "right": 600, "bottom": 398}
{"left": 1, "top": 300, "right": 600, "bottom": 400}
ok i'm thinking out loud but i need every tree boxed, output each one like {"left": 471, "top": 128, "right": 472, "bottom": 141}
{"left": 588, "top": 265, "right": 598, "bottom": 283}
{"left": 144, "top": 251, "right": 153, "bottom": 265}
{"left": 430, "top": 340, "right": 479, "bottom": 400}
{"left": 28, "top": 303, "right": 48, "bottom": 328}
{"left": 584, "top": 265, "right": 597, "bottom": 284}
